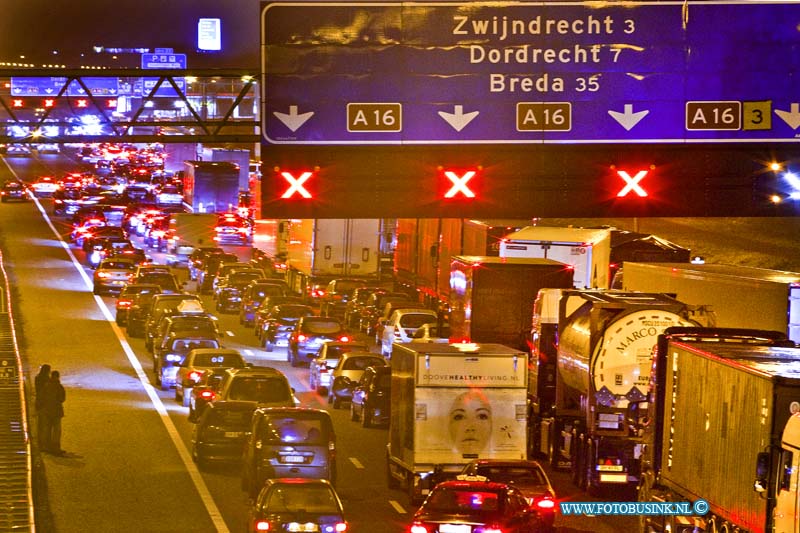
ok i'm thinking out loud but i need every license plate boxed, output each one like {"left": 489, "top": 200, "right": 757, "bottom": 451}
{"left": 440, "top": 525, "right": 471, "bottom": 533}
{"left": 224, "top": 431, "right": 244, "bottom": 438}
{"left": 282, "top": 455, "right": 305, "bottom": 463}
{"left": 287, "top": 524, "right": 319, "bottom": 532}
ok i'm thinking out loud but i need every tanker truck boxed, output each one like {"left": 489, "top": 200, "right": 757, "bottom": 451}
{"left": 533, "top": 290, "right": 713, "bottom": 495}
{"left": 638, "top": 328, "right": 800, "bottom": 533}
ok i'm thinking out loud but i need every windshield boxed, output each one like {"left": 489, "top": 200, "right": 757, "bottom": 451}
{"left": 426, "top": 488, "right": 503, "bottom": 514}
{"left": 227, "top": 377, "right": 292, "bottom": 403}
{"left": 193, "top": 352, "right": 244, "bottom": 367}
{"left": 342, "top": 356, "right": 384, "bottom": 370}
{"left": 264, "top": 485, "right": 340, "bottom": 514}
{"left": 262, "top": 415, "right": 330, "bottom": 444}
{"left": 302, "top": 320, "right": 343, "bottom": 335}
{"left": 171, "top": 339, "right": 219, "bottom": 352}
{"left": 476, "top": 466, "right": 547, "bottom": 485}
{"left": 277, "top": 305, "right": 314, "bottom": 319}
{"left": 399, "top": 313, "right": 438, "bottom": 328}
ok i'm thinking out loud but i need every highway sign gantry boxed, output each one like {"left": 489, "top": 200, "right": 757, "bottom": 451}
{"left": 261, "top": 1, "right": 800, "bottom": 145}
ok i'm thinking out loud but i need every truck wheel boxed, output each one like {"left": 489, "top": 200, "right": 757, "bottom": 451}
{"left": 407, "top": 472, "right": 419, "bottom": 507}
{"left": 387, "top": 459, "right": 400, "bottom": 489}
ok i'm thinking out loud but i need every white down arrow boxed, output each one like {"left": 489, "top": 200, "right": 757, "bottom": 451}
{"left": 775, "top": 103, "right": 800, "bottom": 130}
{"left": 273, "top": 105, "right": 314, "bottom": 132}
{"left": 608, "top": 104, "right": 649, "bottom": 131}
{"left": 438, "top": 105, "right": 479, "bottom": 132}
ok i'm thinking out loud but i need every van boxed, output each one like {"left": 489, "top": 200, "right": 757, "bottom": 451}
{"left": 241, "top": 407, "right": 336, "bottom": 497}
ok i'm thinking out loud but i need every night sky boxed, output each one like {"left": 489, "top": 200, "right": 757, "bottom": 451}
{"left": 0, "top": 0, "right": 260, "bottom": 68}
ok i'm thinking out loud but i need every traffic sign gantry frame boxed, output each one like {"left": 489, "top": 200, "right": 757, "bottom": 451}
{"left": 261, "top": 1, "right": 800, "bottom": 145}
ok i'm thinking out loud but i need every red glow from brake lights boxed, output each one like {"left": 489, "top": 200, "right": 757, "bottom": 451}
{"left": 280, "top": 171, "right": 313, "bottom": 199}
{"left": 297, "top": 334, "right": 307, "bottom": 342}
{"left": 616, "top": 170, "right": 648, "bottom": 197}
{"left": 535, "top": 497, "right": 556, "bottom": 510}
{"left": 188, "top": 371, "right": 203, "bottom": 382}
{"left": 409, "top": 524, "right": 429, "bottom": 533}
{"left": 12, "top": 98, "right": 24, "bottom": 108}
{"left": 254, "top": 520, "right": 270, "bottom": 531}
{"left": 481, "top": 528, "right": 504, "bottom": 533}
{"left": 117, "top": 299, "right": 132, "bottom": 309}
{"left": 199, "top": 390, "right": 215, "bottom": 400}
{"left": 339, "top": 335, "right": 350, "bottom": 342}
{"left": 444, "top": 170, "right": 477, "bottom": 198}
{"left": 334, "top": 523, "right": 347, "bottom": 532}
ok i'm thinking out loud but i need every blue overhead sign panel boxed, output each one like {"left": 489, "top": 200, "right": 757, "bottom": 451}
{"left": 261, "top": 1, "right": 800, "bottom": 145}
{"left": 141, "top": 52, "right": 187, "bottom": 69}
{"left": 10, "top": 77, "right": 119, "bottom": 96}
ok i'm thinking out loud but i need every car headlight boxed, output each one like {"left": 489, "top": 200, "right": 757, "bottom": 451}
{"left": 165, "top": 354, "right": 183, "bottom": 362}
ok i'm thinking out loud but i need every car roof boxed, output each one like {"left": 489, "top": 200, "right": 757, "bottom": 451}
{"left": 469, "top": 459, "right": 546, "bottom": 468}
{"left": 228, "top": 366, "right": 285, "bottom": 377}
{"left": 188, "top": 348, "right": 241, "bottom": 357}
{"left": 254, "top": 406, "right": 330, "bottom": 417}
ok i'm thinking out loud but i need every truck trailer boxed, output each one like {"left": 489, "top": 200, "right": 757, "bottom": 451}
{"left": 285, "top": 219, "right": 381, "bottom": 300}
{"left": 639, "top": 328, "right": 800, "bottom": 533}
{"left": 387, "top": 342, "right": 528, "bottom": 504}
{"left": 182, "top": 160, "right": 239, "bottom": 214}
{"left": 621, "top": 262, "right": 800, "bottom": 343}
{"left": 448, "top": 256, "right": 574, "bottom": 353}
{"left": 531, "top": 290, "right": 712, "bottom": 495}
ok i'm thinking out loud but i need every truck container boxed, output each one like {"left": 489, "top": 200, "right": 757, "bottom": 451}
{"left": 607, "top": 230, "right": 691, "bottom": 283}
{"left": 448, "top": 256, "right": 574, "bottom": 353}
{"left": 252, "top": 219, "right": 290, "bottom": 263}
{"left": 621, "top": 262, "right": 800, "bottom": 344}
{"left": 182, "top": 161, "right": 239, "bottom": 214}
{"left": 164, "top": 213, "right": 218, "bottom": 267}
{"left": 532, "top": 290, "right": 712, "bottom": 495}
{"left": 285, "top": 219, "right": 381, "bottom": 300}
{"left": 639, "top": 328, "right": 800, "bottom": 533}
{"left": 387, "top": 342, "right": 528, "bottom": 504}
{"left": 206, "top": 148, "right": 251, "bottom": 190}
{"left": 394, "top": 219, "right": 528, "bottom": 307}
{"left": 500, "top": 226, "right": 612, "bottom": 289}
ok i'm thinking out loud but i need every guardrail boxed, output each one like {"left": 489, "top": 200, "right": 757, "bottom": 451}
{"left": 0, "top": 249, "right": 34, "bottom": 531}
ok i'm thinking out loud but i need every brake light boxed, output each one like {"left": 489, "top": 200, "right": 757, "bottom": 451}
{"left": 199, "top": 390, "right": 215, "bottom": 401}
{"left": 334, "top": 523, "right": 347, "bottom": 532}
{"left": 409, "top": 524, "right": 428, "bottom": 533}
{"left": 97, "top": 272, "right": 111, "bottom": 279}
{"left": 297, "top": 334, "right": 307, "bottom": 342}
{"left": 188, "top": 371, "right": 203, "bottom": 382}
{"left": 535, "top": 496, "right": 555, "bottom": 510}
{"left": 482, "top": 528, "right": 504, "bottom": 533}
{"left": 117, "top": 299, "right": 132, "bottom": 309}
{"left": 339, "top": 335, "right": 350, "bottom": 342}
{"left": 310, "top": 289, "right": 325, "bottom": 298}
{"left": 254, "top": 521, "right": 270, "bottom": 531}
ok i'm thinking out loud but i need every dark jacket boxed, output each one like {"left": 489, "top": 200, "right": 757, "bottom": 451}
{"left": 41, "top": 378, "right": 66, "bottom": 418}
{"left": 34, "top": 366, "right": 51, "bottom": 409}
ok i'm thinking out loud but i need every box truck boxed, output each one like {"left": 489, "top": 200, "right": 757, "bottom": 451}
{"left": 448, "top": 256, "right": 574, "bottom": 353}
{"left": 639, "top": 328, "right": 800, "bottom": 533}
{"left": 387, "top": 343, "right": 528, "bottom": 504}
{"left": 500, "top": 226, "right": 613, "bottom": 289}
{"left": 530, "top": 290, "right": 712, "bottom": 495}
{"left": 621, "top": 262, "right": 800, "bottom": 343}
{"left": 182, "top": 161, "right": 239, "bottom": 214}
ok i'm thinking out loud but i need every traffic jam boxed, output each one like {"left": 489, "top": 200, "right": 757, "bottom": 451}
{"left": 7, "top": 141, "right": 800, "bottom": 533}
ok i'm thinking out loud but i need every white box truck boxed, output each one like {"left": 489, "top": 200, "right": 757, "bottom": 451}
{"left": 621, "top": 262, "right": 800, "bottom": 343}
{"left": 499, "top": 226, "right": 612, "bottom": 289}
{"left": 387, "top": 343, "right": 528, "bottom": 505}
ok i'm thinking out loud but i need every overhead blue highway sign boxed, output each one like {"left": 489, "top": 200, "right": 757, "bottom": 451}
{"left": 141, "top": 52, "right": 187, "bottom": 70}
{"left": 10, "top": 77, "right": 119, "bottom": 97}
{"left": 261, "top": 1, "right": 800, "bottom": 145}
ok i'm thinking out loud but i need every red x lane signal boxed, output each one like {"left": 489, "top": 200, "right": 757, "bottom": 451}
{"left": 616, "top": 170, "right": 649, "bottom": 197}
{"left": 280, "top": 171, "right": 313, "bottom": 199}
{"left": 11, "top": 98, "right": 24, "bottom": 108}
{"left": 444, "top": 170, "right": 477, "bottom": 198}
{"left": 75, "top": 99, "right": 89, "bottom": 108}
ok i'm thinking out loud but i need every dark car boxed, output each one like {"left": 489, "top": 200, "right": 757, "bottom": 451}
{"left": 328, "top": 352, "right": 386, "bottom": 408}
{"left": 254, "top": 296, "right": 305, "bottom": 340}
{"left": 191, "top": 400, "right": 254, "bottom": 467}
{"left": 196, "top": 252, "right": 238, "bottom": 295}
{"left": 154, "top": 334, "right": 221, "bottom": 390}
{"left": 212, "top": 366, "right": 297, "bottom": 408}
{"left": 52, "top": 187, "right": 82, "bottom": 215}
{"left": 320, "top": 278, "right": 368, "bottom": 318}
{"left": 135, "top": 271, "right": 180, "bottom": 294}
{"left": 187, "top": 246, "right": 224, "bottom": 281}
{"left": 288, "top": 316, "right": 350, "bottom": 367}
{"left": 344, "top": 286, "right": 386, "bottom": 328}
{"left": 246, "top": 478, "right": 347, "bottom": 533}
{"left": 114, "top": 283, "right": 161, "bottom": 326}
{"left": 215, "top": 271, "right": 265, "bottom": 314}
{"left": 241, "top": 407, "right": 337, "bottom": 498}
{"left": 349, "top": 364, "right": 391, "bottom": 428}
{"left": 459, "top": 460, "right": 557, "bottom": 532}
{"left": 410, "top": 476, "right": 542, "bottom": 533}
{"left": 188, "top": 367, "right": 228, "bottom": 423}
{"left": 0, "top": 181, "right": 28, "bottom": 202}
{"left": 359, "top": 292, "right": 411, "bottom": 335}
{"left": 238, "top": 280, "right": 290, "bottom": 327}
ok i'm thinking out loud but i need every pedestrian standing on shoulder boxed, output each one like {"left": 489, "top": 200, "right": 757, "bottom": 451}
{"left": 33, "top": 364, "right": 51, "bottom": 450}
{"left": 40, "top": 370, "right": 66, "bottom": 455}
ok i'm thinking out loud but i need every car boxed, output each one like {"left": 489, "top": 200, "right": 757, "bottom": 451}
{"left": 187, "top": 247, "right": 224, "bottom": 281}
{"left": 259, "top": 302, "right": 314, "bottom": 350}
{"left": 135, "top": 271, "right": 180, "bottom": 294}
{"left": 215, "top": 271, "right": 265, "bottom": 313}
{"left": 92, "top": 257, "right": 137, "bottom": 295}
{"left": 188, "top": 367, "right": 228, "bottom": 423}
{"left": 141, "top": 294, "right": 204, "bottom": 348}
{"left": 359, "top": 291, "right": 411, "bottom": 335}
{"left": 213, "top": 366, "right": 297, "bottom": 407}
{"left": 35, "top": 143, "right": 60, "bottom": 154}
{"left": 86, "top": 236, "right": 133, "bottom": 269}
{"left": 52, "top": 187, "right": 82, "bottom": 215}
{"left": 30, "top": 175, "right": 59, "bottom": 197}
{"left": 459, "top": 459, "right": 557, "bottom": 532}
{"left": 410, "top": 322, "right": 451, "bottom": 344}
{"left": 145, "top": 297, "right": 210, "bottom": 352}
{"left": 190, "top": 400, "right": 254, "bottom": 467}
{"left": 328, "top": 352, "right": 386, "bottom": 408}
{"left": 309, "top": 340, "right": 371, "bottom": 395}
{"left": 213, "top": 212, "right": 252, "bottom": 245}
{"left": 319, "top": 278, "right": 368, "bottom": 318}
{"left": 380, "top": 308, "right": 439, "bottom": 357}
{"left": 153, "top": 334, "right": 221, "bottom": 390}
{"left": 114, "top": 283, "right": 161, "bottom": 326}
{"left": 70, "top": 216, "right": 107, "bottom": 247}
{"left": 409, "top": 476, "right": 542, "bottom": 533}
{"left": 246, "top": 478, "right": 347, "bottom": 533}
{"left": 349, "top": 364, "right": 391, "bottom": 428}
{"left": 195, "top": 252, "right": 239, "bottom": 294}
{"left": 254, "top": 297, "right": 305, "bottom": 341}
{"left": 175, "top": 348, "right": 247, "bottom": 407}
{"left": 344, "top": 286, "right": 386, "bottom": 328}
{"left": 373, "top": 302, "right": 430, "bottom": 345}
{"left": 6, "top": 144, "right": 32, "bottom": 157}
{"left": 211, "top": 263, "right": 258, "bottom": 300}
{"left": 288, "top": 316, "right": 351, "bottom": 367}
{"left": 241, "top": 407, "right": 337, "bottom": 498}
{"left": 0, "top": 181, "right": 28, "bottom": 202}
{"left": 79, "top": 224, "right": 126, "bottom": 252}
{"left": 238, "top": 280, "right": 291, "bottom": 327}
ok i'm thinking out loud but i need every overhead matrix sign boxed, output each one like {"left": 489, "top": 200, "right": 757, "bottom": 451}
{"left": 261, "top": 1, "right": 800, "bottom": 145}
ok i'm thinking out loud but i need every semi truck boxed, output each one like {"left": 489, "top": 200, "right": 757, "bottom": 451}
{"left": 182, "top": 161, "right": 239, "bottom": 214}
{"left": 284, "top": 219, "right": 381, "bottom": 299}
{"left": 639, "top": 328, "right": 800, "bottom": 533}
{"left": 530, "top": 290, "right": 713, "bottom": 495}
{"left": 387, "top": 342, "right": 529, "bottom": 504}
{"left": 448, "top": 256, "right": 574, "bottom": 352}
{"left": 394, "top": 219, "right": 528, "bottom": 308}
{"left": 621, "top": 262, "right": 800, "bottom": 343}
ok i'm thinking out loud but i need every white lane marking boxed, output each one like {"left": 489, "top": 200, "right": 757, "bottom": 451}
{"left": 225, "top": 330, "right": 235, "bottom": 337}
{"left": 349, "top": 457, "right": 365, "bottom": 469}
{"left": 389, "top": 500, "right": 407, "bottom": 514}
{"left": 27, "top": 194, "right": 230, "bottom": 533}
{"left": 242, "top": 349, "right": 254, "bottom": 356}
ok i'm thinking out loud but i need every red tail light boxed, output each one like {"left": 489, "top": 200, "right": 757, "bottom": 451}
{"left": 334, "top": 523, "right": 347, "bottom": 532}
{"left": 535, "top": 496, "right": 555, "bottom": 510}
{"left": 297, "top": 334, "right": 307, "bottom": 342}
{"left": 117, "top": 299, "right": 132, "bottom": 309}
{"left": 482, "top": 528, "right": 504, "bottom": 533}
{"left": 339, "top": 335, "right": 350, "bottom": 342}
{"left": 199, "top": 390, "right": 215, "bottom": 401}
{"left": 188, "top": 371, "right": 203, "bottom": 382}
{"left": 409, "top": 524, "right": 429, "bottom": 533}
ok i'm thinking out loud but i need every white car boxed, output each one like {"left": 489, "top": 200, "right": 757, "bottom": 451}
{"left": 35, "top": 143, "right": 60, "bottom": 154}
{"left": 30, "top": 176, "right": 59, "bottom": 197}
{"left": 380, "top": 308, "right": 438, "bottom": 358}
{"left": 309, "top": 340, "right": 370, "bottom": 395}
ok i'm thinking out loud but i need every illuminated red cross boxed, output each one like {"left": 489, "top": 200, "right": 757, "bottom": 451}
{"left": 11, "top": 99, "right": 24, "bottom": 108}
{"left": 43, "top": 98, "right": 55, "bottom": 108}
{"left": 280, "top": 171, "right": 313, "bottom": 199}
{"left": 76, "top": 99, "right": 88, "bottom": 108}
{"left": 444, "top": 170, "right": 476, "bottom": 198}
{"left": 616, "top": 170, "right": 648, "bottom": 197}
